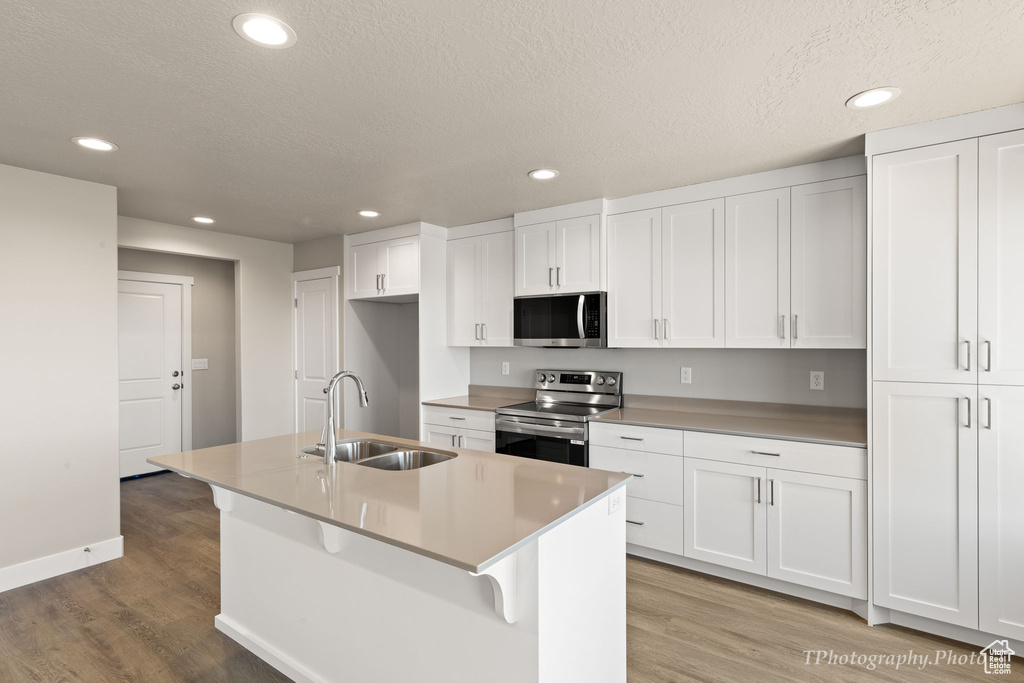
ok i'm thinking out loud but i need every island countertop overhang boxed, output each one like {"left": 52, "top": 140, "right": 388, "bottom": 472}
{"left": 148, "top": 429, "right": 630, "bottom": 573}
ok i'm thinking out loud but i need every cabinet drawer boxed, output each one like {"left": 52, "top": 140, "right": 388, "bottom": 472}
{"left": 590, "top": 446, "right": 684, "bottom": 505}
{"left": 422, "top": 406, "right": 495, "bottom": 432}
{"left": 683, "top": 432, "right": 866, "bottom": 479}
{"left": 624, "top": 498, "right": 685, "bottom": 555}
{"left": 589, "top": 422, "right": 683, "bottom": 456}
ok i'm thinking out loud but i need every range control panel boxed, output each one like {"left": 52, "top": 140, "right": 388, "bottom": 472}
{"left": 533, "top": 369, "right": 623, "bottom": 394}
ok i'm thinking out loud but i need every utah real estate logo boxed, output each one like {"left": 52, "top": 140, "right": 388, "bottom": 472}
{"left": 981, "top": 640, "right": 1015, "bottom": 676}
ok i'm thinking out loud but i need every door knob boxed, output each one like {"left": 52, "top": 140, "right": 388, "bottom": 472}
{"left": 172, "top": 383, "right": 182, "bottom": 391}
{"left": 172, "top": 370, "right": 180, "bottom": 377}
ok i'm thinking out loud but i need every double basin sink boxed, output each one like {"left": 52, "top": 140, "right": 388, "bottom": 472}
{"left": 299, "top": 439, "right": 456, "bottom": 471}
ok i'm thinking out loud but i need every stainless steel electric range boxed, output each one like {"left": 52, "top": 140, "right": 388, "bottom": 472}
{"left": 494, "top": 369, "right": 623, "bottom": 467}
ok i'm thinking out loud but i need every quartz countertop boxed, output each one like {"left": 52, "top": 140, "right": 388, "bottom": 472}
{"left": 593, "top": 407, "right": 867, "bottom": 448}
{"left": 149, "top": 429, "right": 629, "bottom": 573}
{"left": 422, "top": 395, "right": 527, "bottom": 411}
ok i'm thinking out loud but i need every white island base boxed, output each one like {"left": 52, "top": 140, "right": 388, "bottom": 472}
{"left": 209, "top": 487, "right": 626, "bottom": 683}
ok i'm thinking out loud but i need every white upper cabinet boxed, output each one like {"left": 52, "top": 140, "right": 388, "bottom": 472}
{"left": 663, "top": 199, "right": 726, "bottom": 347}
{"left": 347, "top": 236, "right": 420, "bottom": 300}
{"left": 790, "top": 177, "right": 866, "bottom": 349}
{"left": 607, "top": 209, "right": 662, "bottom": 348}
{"left": 447, "top": 231, "right": 513, "bottom": 346}
{"left": 725, "top": 188, "right": 791, "bottom": 348}
{"left": 515, "top": 215, "right": 602, "bottom": 296}
{"left": 872, "top": 381, "right": 979, "bottom": 628}
{"left": 979, "top": 129, "right": 1024, "bottom": 386}
{"left": 978, "top": 384, "right": 1024, "bottom": 640}
{"left": 872, "top": 140, "right": 978, "bottom": 383}
{"left": 608, "top": 200, "right": 725, "bottom": 348}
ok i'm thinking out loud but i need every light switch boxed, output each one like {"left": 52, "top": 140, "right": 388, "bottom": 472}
{"left": 192, "top": 358, "right": 209, "bottom": 370}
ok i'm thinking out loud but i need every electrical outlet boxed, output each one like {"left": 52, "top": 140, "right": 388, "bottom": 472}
{"left": 810, "top": 371, "right": 824, "bottom": 391}
{"left": 192, "top": 358, "right": 209, "bottom": 370}
{"left": 608, "top": 490, "right": 624, "bottom": 515}
{"left": 501, "top": 361, "right": 510, "bottom": 376}
{"left": 680, "top": 367, "right": 692, "bottom": 384}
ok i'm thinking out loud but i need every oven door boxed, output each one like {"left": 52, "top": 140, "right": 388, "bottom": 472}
{"left": 494, "top": 416, "right": 587, "bottom": 467}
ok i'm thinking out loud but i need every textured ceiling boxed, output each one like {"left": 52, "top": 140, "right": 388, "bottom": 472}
{"left": 2, "top": 0, "right": 1023, "bottom": 243}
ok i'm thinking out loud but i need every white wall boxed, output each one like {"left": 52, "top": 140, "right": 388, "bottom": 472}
{"left": 0, "top": 164, "right": 121, "bottom": 584}
{"left": 471, "top": 347, "right": 867, "bottom": 408}
{"left": 118, "top": 217, "right": 294, "bottom": 441}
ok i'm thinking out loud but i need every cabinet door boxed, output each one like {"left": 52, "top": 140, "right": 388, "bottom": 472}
{"left": 684, "top": 458, "right": 767, "bottom": 574}
{"left": 447, "top": 237, "right": 481, "bottom": 346}
{"left": 767, "top": 470, "right": 866, "bottom": 599}
{"left": 725, "top": 188, "right": 791, "bottom": 348}
{"left": 380, "top": 236, "right": 419, "bottom": 296}
{"left": 348, "top": 243, "right": 381, "bottom": 299}
{"left": 979, "top": 130, "right": 1024, "bottom": 386}
{"left": 459, "top": 429, "right": 496, "bottom": 452}
{"left": 872, "top": 141, "right": 978, "bottom": 382}
{"left": 479, "top": 232, "right": 514, "bottom": 346}
{"left": 607, "top": 209, "right": 662, "bottom": 347}
{"left": 662, "top": 199, "right": 725, "bottom": 348}
{"left": 872, "top": 381, "right": 978, "bottom": 628}
{"left": 422, "top": 424, "right": 459, "bottom": 448}
{"left": 791, "top": 177, "right": 866, "bottom": 349}
{"left": 978, "top": 385, "right": 1024, "bottom": 640}
{"left": 555, "top": 214, "right": 602, "bottom": 293}
{"left": 515, "top": 222, "right": 556, "bottom": 296}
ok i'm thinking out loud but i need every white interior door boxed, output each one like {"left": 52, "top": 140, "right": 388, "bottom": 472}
{"left": 118, "top": 279, "right": 183, "bottom": 477}
{"left": 294, "top": 269, "right": 339, "bottom": 435}
{"left": 979, "top": 130, "right": 1024, "bottom": 385}
{"left": 979, "top": 384, "right": 1024, "bottom": 640}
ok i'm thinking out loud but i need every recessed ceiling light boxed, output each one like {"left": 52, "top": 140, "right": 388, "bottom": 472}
{"left": 72, "top": 137, "right": 118, "bottom": 152}
{"left": 358, "top": 210, "right": 381, "bottom": 218}
{"left": 232, "top": 13, "right": 297, "bottom": 49}
{"left": 846, "top": 87, "right": 901, "bottom": 110}
{"left": 528, "top": 169, "right": 559, "bottom": 180}
{"left": 192, "top": 216, "right": 216, "bottom": 224}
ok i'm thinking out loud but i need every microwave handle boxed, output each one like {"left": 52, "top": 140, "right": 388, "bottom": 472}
{"left": 577, "top": 295, "right": 586, "bottom": 339}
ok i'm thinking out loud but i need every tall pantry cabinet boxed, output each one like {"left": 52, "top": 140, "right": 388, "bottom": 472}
{"left": 871, "top": 128, "right": 1024, "bottom": 641}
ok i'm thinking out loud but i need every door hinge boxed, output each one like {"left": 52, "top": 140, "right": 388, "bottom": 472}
{"left": 294, "top": 298, "right": 298, "bottom": 308}
{"left": 294, "top": 370, "right": 298, "bottom": 379}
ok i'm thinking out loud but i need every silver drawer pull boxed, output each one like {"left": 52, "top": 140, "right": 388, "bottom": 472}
{"left": 625, "top": 520, "right": 645, "bottom": 526}
{"left": 751, "top": 450, "right": 781, "bottom": 457}
{"left": 621, "top": 471, "right": 645, "bottom": 478}
{"left": 620, "top": 436, "right": 644, "bottom": 442}
{"left": 449, "top": 416, "right": 466, "bottom": 421}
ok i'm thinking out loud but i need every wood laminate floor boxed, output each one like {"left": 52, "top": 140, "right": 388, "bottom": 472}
{"left": 0, "top": 473, "right": 1019, "bottom": 682}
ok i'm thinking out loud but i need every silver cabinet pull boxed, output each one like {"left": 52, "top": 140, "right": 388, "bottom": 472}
{"left": 620, "top": 436, "right": 644, "bottom": 442}
{"left": 984, "top": 340, "right": 992, "bottom": 372}
{"left": 751, "top": 450, "right": 781, "bottom": 457}
{"left": 451, "top": 434, "right": 457, "bottom": 447}
{"left": 621, "top": 471, "right": 645, "bottom": 478}
{"left": 475, "top": 323, "right": 480, "bottom": 340}
{"left": 769, "top": 479, "right": 775, "bottom": 506}
{"left": 549, "top": 267, "right": 553, "bottom": 287}
{"left": 964, "top": 396, "right": 972, "bottom": 429}
{"left": 481, "top": 323, "right": 487, "bottom": 340}
{"left": 376, "top": 274, "right": 381, "bottom": 292}
{"left": 653, "top": 319, "right": 659, "bottom": 339}
{"left": 625, "top": 519, "right": 645, "bottom": 526}
{"left": 793, "top": 315, "right": 798, "bottom": 340}
{"left": 449, "top": 416, "right": 466, "bottom": 421}
{"left": 778, "top": 315, "right": 785, "bottom": 339}
{"left": 556, "top": 266, "right": 561, "bottom": 286}
{"left": 381, "top": 273, "right": 386, "bottom": 291}
{"left": 964, "top": 340, "right": 971, "bottom": 372}
{"left": 756, "top": 477, "right": 762, "bottom": 504}
{"left": 663, "top": 319, "right": 669, "bottom": 340}
{"left": 985, "top": 397, "right": 993, "bottom": 430}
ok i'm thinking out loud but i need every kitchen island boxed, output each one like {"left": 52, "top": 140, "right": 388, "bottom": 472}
{"left": 149, "top": 429, "right": 630, "bottom": 683}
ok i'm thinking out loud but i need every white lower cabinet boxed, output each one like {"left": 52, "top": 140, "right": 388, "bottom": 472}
{"left": 767, "top": 469, "right": 867, "bottom": 599}
{"left": 623, "top": 498, "right": 685, "bottom": 556}
{"left": 978, "top": 384, "right": 1024, "bottom": 640}
{"left": 683, "top": 458, "right": 766, "bottom": 574}
{"left": 422, "top": 406, "right": 495, "bottom": 451}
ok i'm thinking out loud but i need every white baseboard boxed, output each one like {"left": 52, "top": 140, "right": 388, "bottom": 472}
{"left": 0, "top": 536, "right": 123, "bottom": 594}
{"left": 215, "top": 614, "right": 329, "bottom": 683}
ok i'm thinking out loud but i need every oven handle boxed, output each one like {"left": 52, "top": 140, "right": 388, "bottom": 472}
{"left": 577, "top": 294, "right": 586, "bottom": 339}
{"left": 496, "top": 420, "right": 586, "bottom": 440}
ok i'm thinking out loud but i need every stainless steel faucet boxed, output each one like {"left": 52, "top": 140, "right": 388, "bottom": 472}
{"left": 321, "top": 370, "right": 370, "bottom": 464}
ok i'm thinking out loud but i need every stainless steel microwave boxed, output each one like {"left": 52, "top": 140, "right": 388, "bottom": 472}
{"left": 513, "top": 292, "right": 607, "bottom": 348}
